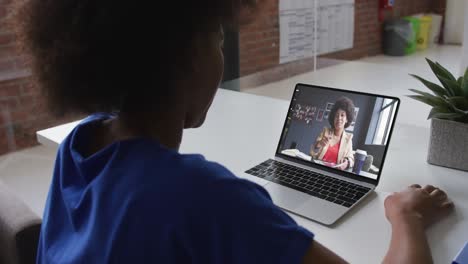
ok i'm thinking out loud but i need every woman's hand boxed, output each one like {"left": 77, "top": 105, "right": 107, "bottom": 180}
{"left": 336, "top": 158, "right": 348, "bottom": 170}
{"left": 384, "top": 184, "right": 454, "bottom": 228}
{"left": 382, "top": 185, "right": 454, "bottom": 264}
{"left": 317, "top": 130, "right": 333, "bottom": 149}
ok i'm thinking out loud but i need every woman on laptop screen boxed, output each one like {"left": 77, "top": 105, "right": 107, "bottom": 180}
{"left": 310, "top": 97, "right": 355, "bottom": 170}
{"left": 13, "top": 0, "right": 453, "bottom": 263}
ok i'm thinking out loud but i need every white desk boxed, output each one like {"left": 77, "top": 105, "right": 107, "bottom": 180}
{"left": 37, "top": 88, "right": 468, "bottom": 263}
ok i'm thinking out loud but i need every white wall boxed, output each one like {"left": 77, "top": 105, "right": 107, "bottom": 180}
{"left": 461, "top": 0, "right": 468, "bottom": 75}
{"left": 444, "top": 0, "right": 465, "bottom": 44}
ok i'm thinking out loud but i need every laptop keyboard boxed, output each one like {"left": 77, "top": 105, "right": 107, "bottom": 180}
{"left": 245, "top": 159, "right": 371, "bottom": 208}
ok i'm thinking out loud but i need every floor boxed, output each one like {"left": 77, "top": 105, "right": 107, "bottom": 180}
{"left": 0, "top": 44, "right": 463, "bottom": 217}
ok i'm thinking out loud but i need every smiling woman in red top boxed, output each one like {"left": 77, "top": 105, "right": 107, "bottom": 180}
{"left": 310, "top": 97, "right": 355, "bottom": 170}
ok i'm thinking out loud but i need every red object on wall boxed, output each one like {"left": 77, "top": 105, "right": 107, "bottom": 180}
{"left": 379, "top": 0, "right": 394, "bottom": 22}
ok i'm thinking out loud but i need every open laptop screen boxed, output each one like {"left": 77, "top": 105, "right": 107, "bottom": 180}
{"left": 276, "top": 83, "right": 399, "bottom": 181}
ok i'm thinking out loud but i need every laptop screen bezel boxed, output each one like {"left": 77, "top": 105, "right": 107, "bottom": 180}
{"left": 274, "top": 83, "right": 400, "bottom": 186}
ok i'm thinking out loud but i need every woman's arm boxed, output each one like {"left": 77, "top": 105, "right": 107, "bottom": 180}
{"left": 381, "top": 185, "right": 453, "bottom": 264}
{"left": 345, "top": 134, "right": 354, "bottom": 168}
{"left": 382, "top": 215, "right": 432, "bottom": 264}
{"left": 337, "top": 134, "right": 354, "bottom": 170}
{"left": 302, "top": 241, "right": 348, "bottom": 264}
{"left": 301, "top": 185, "right": 454, "bottom": 264}
{"left": 310, "top": 128, "right": 329, "bottom": 157}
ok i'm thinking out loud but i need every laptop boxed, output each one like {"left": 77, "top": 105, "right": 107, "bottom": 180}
{"left": 244, "top": 83, "right": 400, "bottom": 225}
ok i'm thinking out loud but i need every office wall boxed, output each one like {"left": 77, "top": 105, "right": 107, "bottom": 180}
{"left": 239, "top": 0, "right": 446, "bottom": 76}
{"left": 281, "top": 87, "right": 376, "bottom": 156}
{"left": 0, "top": 1, "right": 80, "bottom": 155}
{"left": 0, "top": 0, "right": 45, "bottom": 155}
{"left": 461, "top": 1, "right": 468, "bottom": 75}
{"left": 443, "top": 0, "right": 465, "bottom": 44}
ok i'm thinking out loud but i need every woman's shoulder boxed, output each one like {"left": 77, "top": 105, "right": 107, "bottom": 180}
{"left": 114, "top": 150, "right": 262, "bottom": 210}
{"left": 132, "top": 153, "right": 269, "bottom": 215}
{"left": 343, "top": 131, "right": 353, "bottom": 141}
{"left": 134, "top": 149, "right": 245, "bottom": 189}
{"left": 176, "top": 156, "right": 268, "bottom": 198}
{"left": 176, "top": 154, "right": 236, "bottom": 180}
{"left": 136, "top": 149, "right": 239, "bottom": 184}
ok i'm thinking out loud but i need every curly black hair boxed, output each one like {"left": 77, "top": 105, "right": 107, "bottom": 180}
{"left": 13, "top": 0, "right": 258, "bottom": 116}
{"left": 328, "top": 97, "right": 355, "bottom": 129}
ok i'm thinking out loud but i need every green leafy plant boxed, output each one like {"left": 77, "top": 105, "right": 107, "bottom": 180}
{"left": 408, "top": 58, "right": 468, "bottom": 123}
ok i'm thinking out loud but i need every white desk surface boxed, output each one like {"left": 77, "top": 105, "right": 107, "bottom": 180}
{"left": 37, "top": 80, "right": 468, "bottom": 263}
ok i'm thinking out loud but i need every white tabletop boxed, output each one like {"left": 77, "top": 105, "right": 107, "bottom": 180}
{"left": 37, "top": 86, "right": 468, "bottom": 263}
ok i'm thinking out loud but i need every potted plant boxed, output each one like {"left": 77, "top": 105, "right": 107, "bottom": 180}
{"left": 409, "top": 58, "right": 468, "bottom": 171}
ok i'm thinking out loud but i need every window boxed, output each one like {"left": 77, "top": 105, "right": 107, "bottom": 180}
{"left": 372, "top": 98, "right": 397, "bottom": 145}
{"left": 365, "top": 98, "right": 398, "bottom": 146}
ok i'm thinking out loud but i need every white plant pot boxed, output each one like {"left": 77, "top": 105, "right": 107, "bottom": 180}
{"left": 427, "top": 118, "right": 468, "bottom": 171}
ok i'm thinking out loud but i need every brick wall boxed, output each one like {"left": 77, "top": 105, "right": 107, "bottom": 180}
{"left": 239, "top": 0, "right": 280, "bottom": 76}
{"left": 0, "top": 0, "right": 24, "bottom": 72}
{"left": 431, "top": 0, "right": 447, "bottom": 15}
{"left": 0, "top": 0, "right": 71, "bottom": 155}
{"left": 1, "top": 76, "right": 43, "bottom": 154}
{"left": 0, "top": 73, "right": 78, "bottom": 155}
{"left": 239, "top": 0, "right": 446, "bottom": 76}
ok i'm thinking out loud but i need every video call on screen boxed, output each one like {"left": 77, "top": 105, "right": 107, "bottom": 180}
{"left": 279, "top": 85, "right": 398, "bottom": 180}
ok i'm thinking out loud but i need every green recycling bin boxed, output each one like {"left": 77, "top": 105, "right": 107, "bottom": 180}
{"left": 403, "top": 16, "right": 420, "bottom": 55}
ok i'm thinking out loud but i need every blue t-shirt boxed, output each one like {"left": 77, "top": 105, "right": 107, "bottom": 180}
{"left": 37, "top": 113, "right": 314, "bottom": 263}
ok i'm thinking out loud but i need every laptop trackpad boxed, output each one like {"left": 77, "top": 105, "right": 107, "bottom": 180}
{"left": 263, "top": 182, "right": 347, "bottom": 225}
{"left": 263, "top": 182, "right": 310, "bottom": 211}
